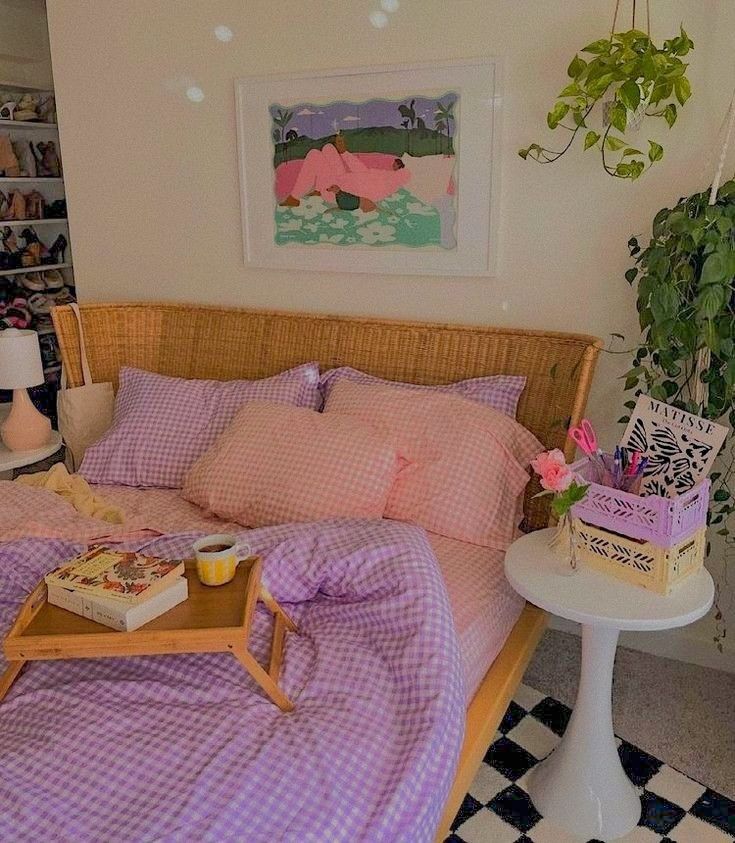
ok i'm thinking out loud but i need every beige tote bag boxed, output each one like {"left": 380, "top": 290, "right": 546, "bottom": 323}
{"left": 57, "top": 303, "right": 114, "bottom": 472}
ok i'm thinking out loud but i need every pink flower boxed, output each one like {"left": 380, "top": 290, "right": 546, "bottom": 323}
{"left": 532, "top": 448, "right": 573, "bottom": 493}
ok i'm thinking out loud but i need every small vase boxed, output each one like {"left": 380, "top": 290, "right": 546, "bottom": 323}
{"left": 548, "top": 513, "right": 578, "bottom": 575}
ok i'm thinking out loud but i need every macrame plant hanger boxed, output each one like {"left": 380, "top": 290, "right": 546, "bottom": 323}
{"left": 694, "top": 88, "right": 735, "bottom": 411}
{"left": 610, "top": 0, "right": 650, "bottom": 36}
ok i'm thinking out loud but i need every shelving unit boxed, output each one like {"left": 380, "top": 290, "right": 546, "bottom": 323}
{"left": 1, "top": 80, "right": 74, "bottom": 420}
{"left": 0, "top": 218, "right": 67, "bottom": 226}
{"left": 0, "top": 119, "right": 56, "bottom": 129}
{"left": 0, "top": 177, "right": 63, "bottom": 183}
{"left": 0, "top": 262, "right": 71, "bottom": 277}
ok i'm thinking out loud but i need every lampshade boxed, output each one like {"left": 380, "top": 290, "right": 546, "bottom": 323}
{"left": 0, "top": 328, "right": 45, "bottom": 389}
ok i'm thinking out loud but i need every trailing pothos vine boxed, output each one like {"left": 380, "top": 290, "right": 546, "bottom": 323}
{"left": 622, "top": 181, "right": 735, "bottom": 649}
{"left": 519, "top": 27, "right": 694, "bottom": 180}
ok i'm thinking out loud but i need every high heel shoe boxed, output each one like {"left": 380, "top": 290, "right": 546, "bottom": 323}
{"left": 2, "top": 225, "right": 18, "bottom": 253}
{"left": 48, "top": 233, "right": 67, "bottom": 264}
{"left": 20, "top": 227, "right": 48, "bottom": 267}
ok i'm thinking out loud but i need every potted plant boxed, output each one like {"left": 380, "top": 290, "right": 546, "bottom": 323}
{"left": 519, "top": 27, "right": 694, "bottom": 180}
{"left": 622, "top": 179, "right": 735, "bottom": 646}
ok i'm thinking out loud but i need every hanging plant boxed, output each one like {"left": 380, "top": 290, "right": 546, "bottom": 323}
{"left": 519, "top": 26, "right": 694, "bottom": 180}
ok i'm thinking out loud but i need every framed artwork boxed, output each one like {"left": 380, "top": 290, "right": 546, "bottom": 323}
{"left": 235, "top": 59, "right": 500, "bottom": 276}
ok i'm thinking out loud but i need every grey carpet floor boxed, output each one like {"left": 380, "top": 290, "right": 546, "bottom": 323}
{"left": 524, "top": 629, "right": 735, "bottom": 800}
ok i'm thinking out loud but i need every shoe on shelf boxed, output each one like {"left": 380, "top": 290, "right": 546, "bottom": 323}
{"left": 27, "top": 292, "right": 52, "bottom": 315}
{"left": 25, "top": 190, "right": 44, "bottom": 219}
{"left": 0, "top": 132, "right": 20, "bottom": 177}
{"left": 19, "top": 272, "right": 45, "bottom": 292}
{"left": 2, "top": 190, "right": 26, "bottom": 221}
{"left": 47, "top": 286, "right": 74, "bottom": 306}
{"left": 42, "top": 268, "right": 64, "bottom": 290}
{"left": 0, "top": 101, "right": 17, "bottom": 120}
{"left": 48, "top": 233, "right": 68, "bottom": 264}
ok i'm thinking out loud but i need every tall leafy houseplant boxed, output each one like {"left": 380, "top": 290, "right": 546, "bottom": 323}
{"left": 623, "top": 181, "right": 735, "bottom": 646}
{"left": 519, "top": 28, "right": 694, "bottom": 180}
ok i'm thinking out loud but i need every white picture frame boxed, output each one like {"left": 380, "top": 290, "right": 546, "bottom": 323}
{"left": 235, "top": 58, "right": 500, "bottom": 277}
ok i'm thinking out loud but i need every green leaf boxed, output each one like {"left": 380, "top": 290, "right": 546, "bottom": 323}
{"left": 606, "top": 134, "right": 627, "bottom": 151}
{"left": 714, "top": 489, "right": 730, "bottom": 502}
{"left": 547, "top": 101, "right": 570, "bottom": 129}
{"left": 609, "top": 103, "right": 628, "bottom": 133}
{"left": 567, "top": 55, "right": 587, "bottom": 77}
{"left": 663, "top": 103, "right": 677, "bottom": 127}
{"left": 625, "top": 267, "right": 638, "bottom": 284}
{"left": 700, "top": 252, "right": 728, "bottom": 286}
{"left": 674, "top": 75, "right": 692, "bottom": 105}
{"left": 650, "top": 384, "right": 668, "bottom": 401}
{"left": 618, "top": 80, "right": 641, "bottom": 110}
{"left": 559, "top": 82, "right": 583, "bottom": 98}
{"left": 518, "top": 147, "right": 529, "bottom": 160}
{"left": 622, "top": 147, "right": 642, "bottom": 157}
{"left": 584, "top": 130, "right": 600, "bottom": 150}
{"left": 648, "top": 140, "right": 664, "bottom": 162}
{"left": 582, "top": 38, "right": 612, "bottom": 54}
{"left": 650, "top": 283, "right": 679, "bottom": 321}
{"left": 698, "top": 285, "right": 726, "bottom": 319}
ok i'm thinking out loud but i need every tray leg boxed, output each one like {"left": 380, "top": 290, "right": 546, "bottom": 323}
{"left": 269, "top": 613, "right": 287, "bottom": 684}
{"left": 232, "top": 645, "right": 294, "bottom": 713}
{"left": 0, "top": 660, "right": 27, "bottom": 703}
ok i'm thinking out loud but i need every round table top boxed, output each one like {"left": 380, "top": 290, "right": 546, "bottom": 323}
{"left": 504, "top": 528, "right": 714, "bottom": 631}
{"left": 0, "top": 404, "right": 62, "bottom": 472}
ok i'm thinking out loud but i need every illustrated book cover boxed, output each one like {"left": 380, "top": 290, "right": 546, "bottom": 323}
{"left": 621, "top": 394, "right": 728, "bottom": 497}
{"left": 45, "top": 547, "right": 185, "bottom": 603}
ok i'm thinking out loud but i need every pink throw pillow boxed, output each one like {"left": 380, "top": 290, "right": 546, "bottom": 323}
{"left": 182, "top": 402, "right": 401, "bottom": 527}
{"left": 324, "top": 380, "right": 543, "bottom": 549}
{"left": 319, "top": 366, "right": 526, "bottom": 417}
{"left": 80, "top": 364, "right": 321, "bottom": 488}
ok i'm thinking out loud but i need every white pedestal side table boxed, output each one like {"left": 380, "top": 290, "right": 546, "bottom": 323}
{"left": 504, "top": 528, "right": 714, "bottom": 841}
{"left": 0, "top": 403, "right": 62, "bottom": 480}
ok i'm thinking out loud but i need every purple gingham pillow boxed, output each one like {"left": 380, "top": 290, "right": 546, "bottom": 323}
{"left": 80, "top": 363, "right": 321, "bottom": 488}
{"left": 319, "top": 366, "right": 526, "bottom": 417}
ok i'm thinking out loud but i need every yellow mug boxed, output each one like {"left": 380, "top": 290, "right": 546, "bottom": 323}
{"left": 192, "top": 534, "right": 251, "bottom": 586}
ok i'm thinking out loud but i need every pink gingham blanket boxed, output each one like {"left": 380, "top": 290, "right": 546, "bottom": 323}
{"left": 0, "top": 519, "right": 465, "bottom": 842}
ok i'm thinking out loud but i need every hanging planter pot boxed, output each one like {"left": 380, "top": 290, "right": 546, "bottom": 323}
{"left": 519, "top": 24, "right": 694, "bottom": 180}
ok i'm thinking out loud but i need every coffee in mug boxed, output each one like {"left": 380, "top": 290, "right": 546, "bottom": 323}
{"left": 193, "top": 534, "right": 251, "bottom": 586}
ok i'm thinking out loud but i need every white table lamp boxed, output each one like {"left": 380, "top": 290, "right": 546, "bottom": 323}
{"left": 0, "top": 328, "right": 51, "bottom": 451}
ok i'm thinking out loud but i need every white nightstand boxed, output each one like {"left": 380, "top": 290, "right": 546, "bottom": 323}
{"left": 505, "top": 527, "right": 714, "bottom": 841}
{"left": 0, "top": 402, "right": 63, "bottom": 479}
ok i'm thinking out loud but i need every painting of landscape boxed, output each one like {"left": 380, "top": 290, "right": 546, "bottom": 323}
{"left": 270, "top": 93, "right": 458, "bottom": 250}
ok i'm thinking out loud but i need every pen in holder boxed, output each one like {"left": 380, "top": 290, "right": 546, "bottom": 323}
{"left": 594, "top": 449, "right": 647, "bottom": 494}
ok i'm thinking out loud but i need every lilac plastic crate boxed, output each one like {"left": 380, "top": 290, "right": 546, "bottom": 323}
{"left": 570, "top": 455, "right": 710, "bottom": 548}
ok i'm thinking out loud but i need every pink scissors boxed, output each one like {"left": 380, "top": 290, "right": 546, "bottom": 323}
{"left": 568, "top": 419, "right": 600, "bottom": 457}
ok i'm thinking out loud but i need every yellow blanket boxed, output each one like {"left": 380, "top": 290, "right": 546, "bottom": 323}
{"left": 15, "top": 463, "right": 124, "bottom": 524}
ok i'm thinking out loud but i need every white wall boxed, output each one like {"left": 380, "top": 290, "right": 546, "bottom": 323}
{"left": 45, "top": 0, "right": 735, "bottom": 667}
{"left": 0, "top": 0, "right": 52, "bottom": 88}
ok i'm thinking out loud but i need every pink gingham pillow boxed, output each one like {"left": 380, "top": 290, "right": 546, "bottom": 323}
{"left": 324, "top": 380, "right": 543, "bottom": 550}
{"left": 182, "top": 402, "right": 400, "bottom": 526}
{"left": 319, "top": 366, "right": 526, "bottom": 417}
{"left": 80, "top": 364, "right": 321, "bottom": 488}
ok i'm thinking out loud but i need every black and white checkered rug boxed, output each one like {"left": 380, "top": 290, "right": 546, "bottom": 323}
{"left": 447, "top": 683, "right": 735, "bottom": 842}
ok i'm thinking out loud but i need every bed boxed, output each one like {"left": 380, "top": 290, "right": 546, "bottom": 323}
{"left": 5, "top": 303, "right": 601, "bottom": 840}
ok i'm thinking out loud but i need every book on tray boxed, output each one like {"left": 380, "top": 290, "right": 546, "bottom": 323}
{"left": 44, "top": 547, "right": 188, "bottom": 632}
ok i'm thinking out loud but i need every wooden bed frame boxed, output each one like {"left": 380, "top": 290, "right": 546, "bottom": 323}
{"left": 52, "top": 302, "right": 602, "bottom": 840}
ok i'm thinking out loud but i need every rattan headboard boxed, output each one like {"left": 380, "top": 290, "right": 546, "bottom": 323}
{"left": 52, "top": 302, "right": 602, "bottom": 530}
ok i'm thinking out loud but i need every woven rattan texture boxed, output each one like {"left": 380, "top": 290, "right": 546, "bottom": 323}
{"left": 52, "top": 303, "right": 602, "bottom": 530}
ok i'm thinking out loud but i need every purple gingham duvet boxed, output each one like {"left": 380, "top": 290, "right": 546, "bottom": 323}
{"left": 0, "top": 519, "right": 465, "bottom": 842}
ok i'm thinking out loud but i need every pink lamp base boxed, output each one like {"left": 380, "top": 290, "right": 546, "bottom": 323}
{"left": 1, "top": 388, "right": 51, "bottom": 451}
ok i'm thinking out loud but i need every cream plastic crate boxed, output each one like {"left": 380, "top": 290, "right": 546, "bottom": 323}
{"left": 571, "top": 518, "right": 706, "bottom": 595}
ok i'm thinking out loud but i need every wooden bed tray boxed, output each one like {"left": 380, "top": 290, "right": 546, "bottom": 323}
{"left": 1, "top": 559, "right": 298, "bottom": 712}
{"left": 52, "top": 302, "right": 601, "bottom": 839}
